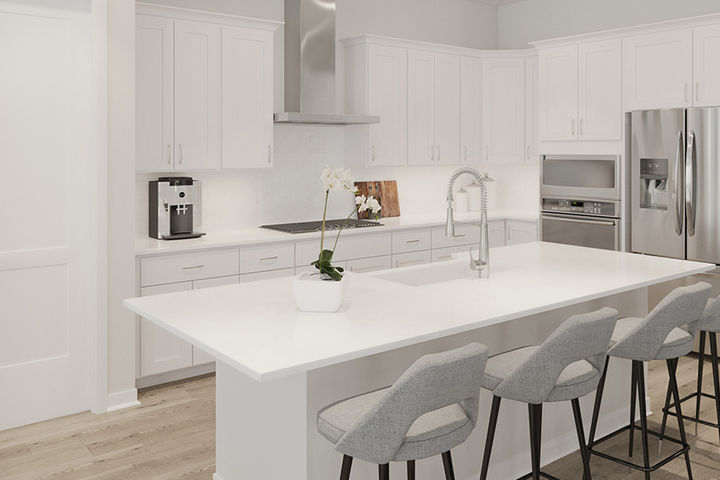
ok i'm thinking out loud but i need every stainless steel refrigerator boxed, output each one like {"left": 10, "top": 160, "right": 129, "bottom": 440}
{"left": 631, "top": 108, "right": 720, "bottom": 262}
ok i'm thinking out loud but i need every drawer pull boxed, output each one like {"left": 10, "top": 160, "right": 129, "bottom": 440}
{"left": 453, "top": 234, "right": 466, "bottom": 239}
{"left": 182, "top": 264, "right": 205, "bottom": 270}
{"left": 405, "top": 239, "right": 421, "bottom": 244}
{"left": 260, "top": 256, "right": 279, "bottom": 262}
{"left": 395, "top": 259, "right": 425, "bottom": 267}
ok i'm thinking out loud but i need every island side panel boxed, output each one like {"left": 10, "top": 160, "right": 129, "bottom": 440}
{"left": 306, "top": 288, "right": 647, "bottom": 480}
{"left": 214, "top": 362, "right": 307, "bottom": 480}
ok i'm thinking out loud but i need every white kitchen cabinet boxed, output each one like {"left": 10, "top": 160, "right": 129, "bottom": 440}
{"left": 434, "top": 54, "right": 461, "bottom": 165}
{"left": 239, "top": 243, "right": 294, "bottom": 274}
{"left": 623, "top": 29, "right": 693, "bottom": 110}
{"left": 140, "top": 282, "right": 193, "bottom": 376}
{"left": 221, "top": 26, "right": 273, "bottom": 169}
{"left": 578, "top": 40, "right": 622, "bottom": 141}
{"left": 392, "top": 250, "right": 432, "bottom": 269}
{"left": 343, "top": 41, "right": 407, "bottom": 166}
{"left": 136, "top": 15, "right": 174, "bottom": 172}
{"left": 345, "top": 256, "right": 392, "bottom": 273}
{"left": 140, "top": 249, "right": 240, "bottom": 287}
{"left": 693, "top": 24, "right": 720, "bottom": 107}
{"left": 525, "top": 55, "right": 538, "bottom": 162}
{"left": 482, "top": 58, "right": 526, "bottom": 163}
{"left": 174, "top": 20, "right": 221, "bottom": 171}
{"left": 295, "top": 232, "right": 392, "bottom": 265}
{"left": 488, "top": 220, "right": 506, "bottom": 247}
{"left": 392, "top": 228, "right": 432, "bottom": 254}
{"left": 539, "top": 45, "right": 578, "bottom": 142}
{"left": 506, "top": 220, "right": 538, "bottom": 245}
{"left": 461, "top": 56, "right": 483, "bottom": 164}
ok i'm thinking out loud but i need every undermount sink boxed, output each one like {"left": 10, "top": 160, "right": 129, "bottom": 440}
{"left": 370, "top": 258, "right": 480, "bottom": 287}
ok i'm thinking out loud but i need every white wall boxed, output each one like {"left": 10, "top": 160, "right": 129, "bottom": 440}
{"left": 497, "top": 0, "right": 720, "bottom": 48}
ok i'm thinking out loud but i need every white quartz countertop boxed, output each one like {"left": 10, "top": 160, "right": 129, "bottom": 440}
{"left": 124, "top": 242, "right": 713, "bottom": 382}
{"left": 134, "top": 210, "right": 538, "bottom": 256}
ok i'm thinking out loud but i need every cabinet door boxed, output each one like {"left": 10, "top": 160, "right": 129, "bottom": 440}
{"left": 434, "top": 53, "right": 461, "bottom": 165}
{"left": 174, "top": 20, "right": 220, "bottom": 170}
{"left": 578, "top": 39, "right": 622, "bottom": 141}
{"left": 221, "top": 26, "right": 273, "bottom": 169}
{"left": 623, "top": 29, "right": 693, "bottom": 110}
{"left": 460, "top": 56, "right": 483, "bottom": 164}
{"left": 482, "top": 58, "right": 525, "bottom": 163}
{"left": 525, "top": 55, "right": 538, "bottom": 162}
{"left": 393, "top": 250, "right": 432, "bottom": 269}
{"left": 538, "top": 45, "right": 578, "bottom": 141}
{"left": 368, "top": 45, "right": 407, "bottom": 166}
{"left": 407, "top": 49, "right": 436, "bottom": 165}
{"left": 140, "top": 282, "right": 193, "bottom": 376}
{"left": 693, "top": 24, "right": 720, "bottom": 107}
{"left": 507, "top": 220, "right": 538, "bottom": 245}
{"left": 136, "top": 15, "right": 174, "bottom": 172}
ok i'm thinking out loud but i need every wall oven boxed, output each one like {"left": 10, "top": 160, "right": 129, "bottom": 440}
{"left": 540, "top": 155, "right": 622, "bottom": 251}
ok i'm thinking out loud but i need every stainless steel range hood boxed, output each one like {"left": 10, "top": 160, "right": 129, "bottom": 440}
{"left": 274, "top": 0, "right": 379, "bottom": 125}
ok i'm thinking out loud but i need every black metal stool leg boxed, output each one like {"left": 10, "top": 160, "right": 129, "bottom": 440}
{"left": 658, "top": 378, "right": 672, "bottom": 454}
{"left": 442, "top": 451, "right": 455, "bottom": 480}
{"left": 588, "top": 356, "right": 610, "bottom": 446}
{"left": 528, "top": 403, "right": 543, "bottom": 480}
{"left": 378, "top": 463, "right": 389, "bottom": 480}
{"left": 695, "top": 331, "right": 708, "bottom": 436}
{"left": 629, "top": 364, "right": 637, "bottom": 457}
{"left": 668, "top": 358, "right": 693, "bottom": 480}
{"left": 571, "top": 398, "right": 592, "bottom": 480}
{"left": 635, "top": 361, "right": 651, "bottom": 480}
{"left": 710, "top": 332, "right": 720, "bottom": 445}
{"left": 340, "top": 455, "right": 353, "bottom": 480}
{"left": 480, "top": 396, "right": 502, "bottom": 480}
{"left": 406, "top": 460, "right": 415, "bottom": 480}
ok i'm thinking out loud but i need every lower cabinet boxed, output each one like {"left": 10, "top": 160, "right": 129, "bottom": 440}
{"left": 488, "top": 220, "right": 506, "bottom": 248}
{"left": 506, "top": 220, "right": 539, "bottom": 245}
{"left": 346, "top": 256, "right": 392, "bottom": 273}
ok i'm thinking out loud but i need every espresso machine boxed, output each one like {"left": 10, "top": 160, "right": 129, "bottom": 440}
{"left": 149, "top": 177, "right": 205, "bottom": 240}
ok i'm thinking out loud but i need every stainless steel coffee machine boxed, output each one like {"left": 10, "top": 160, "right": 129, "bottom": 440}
{"left": 149, "top": 177, "right": 205, "bottom": 240}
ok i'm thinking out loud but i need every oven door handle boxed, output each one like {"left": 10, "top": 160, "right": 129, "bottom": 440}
{"left": 542, "top": 214, "right": 618, "bottom": 227}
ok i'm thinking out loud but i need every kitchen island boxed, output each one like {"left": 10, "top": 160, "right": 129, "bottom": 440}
{"left": 124, "top": 243, "right": 713, "bottom": 480}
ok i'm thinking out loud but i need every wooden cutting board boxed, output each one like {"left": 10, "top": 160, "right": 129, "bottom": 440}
{"left": 354, "top": 180, "right": 400, "bottom": 218}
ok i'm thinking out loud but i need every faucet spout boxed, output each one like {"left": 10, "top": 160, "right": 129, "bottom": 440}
{"left": 445, "top": 168, "right": 491, "bottom": 278}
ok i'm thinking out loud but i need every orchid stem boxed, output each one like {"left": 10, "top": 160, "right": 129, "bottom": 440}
{"left": 319, "top": 190, "right": 329, "bottom": 255}
{"left": 332, "top": 207, "right": 359, "bottom": 254}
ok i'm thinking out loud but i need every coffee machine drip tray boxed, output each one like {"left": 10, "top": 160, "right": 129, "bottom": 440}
{"left": 161, "top": 232, "right": 206, "bottom": 240}
{"left": 261, "top": 219, "right": 382, "bottom": 234}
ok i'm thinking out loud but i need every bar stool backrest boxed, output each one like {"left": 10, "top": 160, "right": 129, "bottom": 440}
{"left": 699, "top": 295, "right": 720, "bottom": 332}
{"left": 610, "top": 282, "right": 711, "bottom": 361}
{"left": 494, "top": 307, "right": 618, "bottom": 405}
{"left": 335, "top": 343, "right": 488, "bottom": 464}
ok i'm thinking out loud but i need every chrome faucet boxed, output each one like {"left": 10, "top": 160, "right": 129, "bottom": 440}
{"left": 445, "top": 168, "right": 491, "bottom": 278}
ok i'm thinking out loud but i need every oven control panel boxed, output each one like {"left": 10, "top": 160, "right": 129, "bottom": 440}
{"left": 542, "top": 198, "right": 619, "bottom": 217}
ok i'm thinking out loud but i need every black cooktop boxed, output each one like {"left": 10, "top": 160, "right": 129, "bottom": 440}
{"left": 261, "top": 219, "right": 383, "bottom": 234}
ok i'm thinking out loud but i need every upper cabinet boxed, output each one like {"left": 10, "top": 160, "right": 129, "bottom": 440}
{"left": 693, "top": 24, "right": 720, "bottom": 107}
{"left": 623, "top": 29, "right": 693, "bottom": 110}
{"left": 135, "top": 7, "right": 279, "bottom": 172}
{"left": 460, "top": 56, "right": 483, "bottom": 164}
{"left": 525, "top": 55, "right": 539, "bottom": 162}
{"left": 482, "top": 57, "right": 526, "bottom": 163}
{"left": 538, "top": 39, "right": 621, "bottom": 144}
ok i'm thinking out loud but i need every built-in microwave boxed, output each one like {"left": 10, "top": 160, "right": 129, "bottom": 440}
{"left": 540, "top": 155, "right": 621, "bottom": 201}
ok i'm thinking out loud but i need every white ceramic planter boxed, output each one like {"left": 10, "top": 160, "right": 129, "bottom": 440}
{"left": 293, "top": 272, "right": 348, "bottom": 313}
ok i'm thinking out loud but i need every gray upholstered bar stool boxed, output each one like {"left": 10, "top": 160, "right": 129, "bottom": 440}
{"left": 587, "top": 282, "right": 711, "bottom": 480}
{"left": 316, "top": 343, "right": 488, "bottom": 480}
{"left": 660, "top": 295, "right": 720, "bottom": 443}
{"left": 479, "top": 307, "right": 619, "bottom": 480}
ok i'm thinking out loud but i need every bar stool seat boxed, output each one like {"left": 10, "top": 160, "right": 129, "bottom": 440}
{"left": 610, "top": 317, "right": 695, "bottom": 360}
{"left": 483, "top": 346, "right": 600, "bottom": 402}
{"left": 318, "top": 388, "right": 474, "bottom": 462}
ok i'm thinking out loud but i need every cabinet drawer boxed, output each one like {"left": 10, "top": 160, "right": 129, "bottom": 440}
{"left": 432, "top": 246, "right": 473, "bottom": 263}
{"left": 240, "top": 268, "right": 294, "bottom": 282}
{"left": 392, "top": 250, "right": 432, "bottom": 269}
{"left": 392, "top": 229, "right": 431, "bottom": 254}
{"left": 240, "top": 243, "right": 294, "bottom": 274}
{"left": 345, "top": 255, "right": 392, "bottom": 274}
{"left": 140, "top": 249, "right": 240, "bottom": 287}
{"left": 432, "top": 223, "right": 481, "bottom": 249}
{"left": 296, "top": 232, "right": 391, "bottom": 265}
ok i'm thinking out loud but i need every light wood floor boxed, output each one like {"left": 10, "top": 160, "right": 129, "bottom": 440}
{"left": 1, "top": 357, "right": 719, "bottom": 480}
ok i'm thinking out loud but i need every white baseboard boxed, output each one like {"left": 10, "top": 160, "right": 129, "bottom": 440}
{"left": 105, "top": 388, "right": 140, "bottom": 412}
{"left": 136, "top": 362, "right": 215, "bottom": 389}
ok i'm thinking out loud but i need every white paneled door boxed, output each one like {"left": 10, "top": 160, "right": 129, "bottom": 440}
{"left": 407, "top": 49, "right": 436, "bottom": 166}
{"left": 693, "top": 24, "right": 720, "bottom": 107}
{"left": 538, "top": 45, "right": 578, "bottom": 141}
{"left": 0, "top": 1, "right": 95, "bottom": 430}
{"left": 434, "top": 54, "right": 461, "bottom": 165}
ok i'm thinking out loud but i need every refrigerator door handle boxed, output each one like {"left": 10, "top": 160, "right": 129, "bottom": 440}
{"left": 674, "top": 129, "right": 684, "bottom": 236}
{"left": 686, "top": 130, "right": 697, "bottom": 237}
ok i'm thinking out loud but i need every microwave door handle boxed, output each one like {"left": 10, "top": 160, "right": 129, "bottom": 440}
{"left": 674, "top": 129, "right": 684, "bottom": 235}
{"left": 686, "top": 130, "right": 697, "bottom": 237}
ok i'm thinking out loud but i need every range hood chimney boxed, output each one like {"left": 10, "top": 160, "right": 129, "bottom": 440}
{"left": 274, "top": 0, "right": 379, "bottom": 125}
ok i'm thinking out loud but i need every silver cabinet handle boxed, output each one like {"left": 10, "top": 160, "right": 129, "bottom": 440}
{"left": 571, "top": 118, "right": 576, "bottom": 136}
{"left": 436, "top": 145, "right": 440, "bottom": 162}
{"left": 686, "top": 130, "right": 697, "bottom": 237}
{"left": 267, "top": 145, "right": 272, "bottom": 164}
{"left": 167, "top": 144, "right": 172, "bottom": 165}
{"left": 463, "top": 145, "right": 468, "bottom": 162}
{"left": 405, "top": 239, "right": 421, "bottom": 244}
{"left": 579, "top": 118, "right": 584, "bottom": 136}
{"left": 430, "top": 145, "right": 435, "bottom": 162}
{"left": 260, "top": 256, "right": 279, "bottom": 263}
{"left": 673, "top": 129, "right": 684, "bottom": 236}
{"left": 526, "top": 145, "right": 530, "bottom": 161}
{"left": 453, "top": 234, "right": 466, "bottom": 240}
{"left": 178, "top": 144, "right": 183, "bottom": 165}
{"left": 370, "top": 145, "right": 376, "bottom": 163}
{"left": 182, "top": 264, "right": 205, "bottom": 270}
{"left": 485, "top": 145, "right": 489, "bottom": 161}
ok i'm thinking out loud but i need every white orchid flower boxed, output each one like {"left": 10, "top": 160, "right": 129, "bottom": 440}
{"left": 355, "top": 194, "right": 367, "bottom": 207}
{"left": 367, "top": 197, "right": 382, "bottom": 214}
{"left": 321, "top": 166, "right": 356, "bottom": 193}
